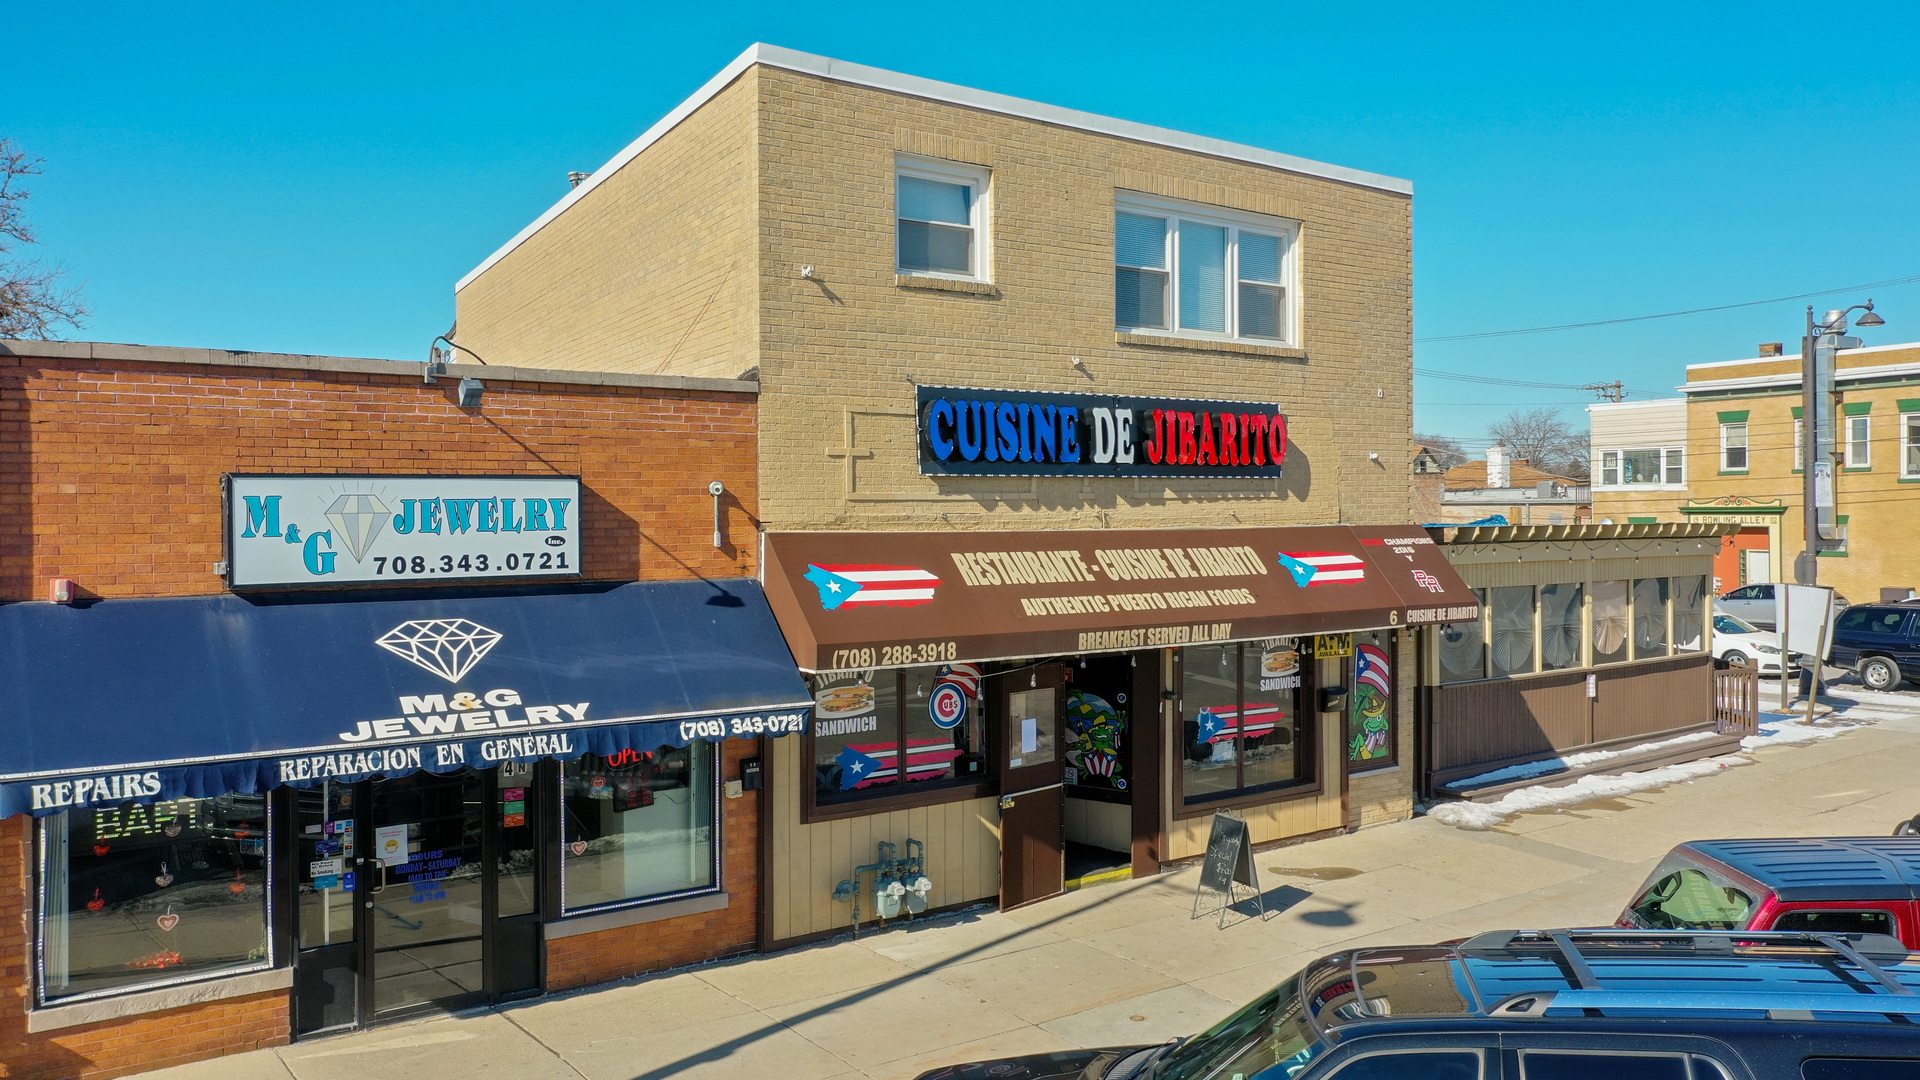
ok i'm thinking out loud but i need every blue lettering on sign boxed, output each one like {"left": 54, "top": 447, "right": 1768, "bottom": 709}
{"left": 240, "top": 495, "right": 282, "bottom": 538}
{"left": 302, "top": 530, "right": 336, "bottom": 575}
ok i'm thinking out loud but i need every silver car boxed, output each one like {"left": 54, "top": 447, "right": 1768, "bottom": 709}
{"left": 1716, "top": 583, "right": 1849, "bottom": 631}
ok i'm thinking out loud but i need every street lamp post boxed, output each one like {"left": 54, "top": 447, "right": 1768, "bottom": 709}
{"left": 1796, "top": 300, "right": 1885, "bottom": 587}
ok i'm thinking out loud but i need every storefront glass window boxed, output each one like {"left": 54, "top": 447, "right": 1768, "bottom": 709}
{"left": 1633, "top": 578, "right": 1671, "bottom": 659}
{"left": 1181, "top": 642, "right": 1304, "bottom": 805}
{"left": 1438, "top": 590, "right": 1486, "bottom": 683}
{"left": 561, "top": 745, "right": 715, "bottom": 913}
{"left": 1540, "top": 583, "right": 1585, "bottom": 670}
{"left": 1490, "top": 586, "right": 1537, "bottom": 678}
{"left": 809, "top": 667, "right": 984, "bottom": 806}
{"left": 1181, "top": 644, "right": 1242, "bottom": 801}
{"left": 1672, "top": 576, "right": 1707, "bottom": 653}
{"left": 1347, "top": 631, "right": 1395, "bottom": 768}
{"left": 40, "top": 795, "right": 270, "bottom": 1003}
{"left": 1592, "top": 580, "right": 1629, "bottom": 664}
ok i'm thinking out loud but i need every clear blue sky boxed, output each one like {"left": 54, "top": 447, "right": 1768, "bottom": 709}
{"left": 9, "top": 2, "right": 1917, "bottom": 446}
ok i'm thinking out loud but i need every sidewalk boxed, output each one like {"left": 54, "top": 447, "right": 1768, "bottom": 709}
{"left": 146, "top": 682, "right": 1920, "bottom": 1080}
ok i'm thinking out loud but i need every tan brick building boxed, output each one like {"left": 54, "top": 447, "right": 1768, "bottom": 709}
{"left": 454, "top": 46, "right": 1473, "bottom": 942}
{"left": 1680, "top": 340, "right": 1920, "bottom": 603}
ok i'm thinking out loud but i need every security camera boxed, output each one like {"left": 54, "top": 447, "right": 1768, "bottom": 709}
{"left": 708, "top": 481, "right": 725, "bottom": 497}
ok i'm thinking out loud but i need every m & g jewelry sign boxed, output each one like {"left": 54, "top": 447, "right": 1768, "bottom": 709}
{"left": 224, "top": 474, "right": 582, "bottom": 588}
{"left": 916, "top": 385, "right": 1287, "bottom": 479}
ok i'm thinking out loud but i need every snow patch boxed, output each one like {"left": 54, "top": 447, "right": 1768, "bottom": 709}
{"left": 1448, "top": 730, "right": 1722, "bottom": 790}
{"left": 1425, "top": 756, "right": 1753, "bottom": 831}
{"left": 1741, "top": 716, "right": 1869, "bottom": 749}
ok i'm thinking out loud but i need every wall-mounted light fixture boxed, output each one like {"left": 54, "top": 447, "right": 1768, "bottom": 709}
{"left": 708, "top": 481, "right": 726, "bottom": 549}
{"left": 457, "top": 377, "right": 484, "bottom": 408}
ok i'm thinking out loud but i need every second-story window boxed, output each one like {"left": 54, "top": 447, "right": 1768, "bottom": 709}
{"left": 1115, "top": 195, "right": 1296, "bottom": 344}
{"left": 896, "top": 158, "right": 990, "bottom": 280}
{"left": 1720, "top": 422, "right": 1748, "bottom": 471}
{"left": 1846, "top": 414, "right": 1872, "bottom": 468}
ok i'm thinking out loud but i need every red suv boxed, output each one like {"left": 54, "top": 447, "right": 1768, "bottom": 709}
{"left": 1616, "top": 837, "right": 1920, "bottom": 943}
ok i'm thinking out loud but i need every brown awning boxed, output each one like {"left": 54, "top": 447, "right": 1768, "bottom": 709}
{"left": 763, "top": 526, "right": 1479, "bottom": 671}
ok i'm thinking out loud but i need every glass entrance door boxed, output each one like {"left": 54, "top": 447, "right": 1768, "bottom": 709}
{"left": 365, "top": 770, "right": 486, "bottom": 1016}
{"left": 293, "top": 766, "right": 545, "bottom": 1035}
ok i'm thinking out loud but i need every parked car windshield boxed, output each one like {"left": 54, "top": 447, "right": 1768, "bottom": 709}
{"left": 1151, "top": 971, "right": 1317, "bottom": 1080}
{"left": 1623, "top": 855, "right": 1756, "bottom": 930}
{"left": 1714, "top": 614, "right": 1760, "bottom": 635}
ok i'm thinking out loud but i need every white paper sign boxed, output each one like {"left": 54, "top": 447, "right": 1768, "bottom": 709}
{"left": 1021, "top": 717, "right": 1039, "bottom": 754}
{"left": 375, "top": 824, "right": 410, "bottom": 867}
{"left": 309, "top": 858, "right": 344, "bottom": 879}
{"left": 227, "top": 475, "right": 582, "bottom": 588}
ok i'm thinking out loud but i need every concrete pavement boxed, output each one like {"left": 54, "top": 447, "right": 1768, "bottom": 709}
{"left": 140, "top": 680, "right": 1920, "bottom": 1080}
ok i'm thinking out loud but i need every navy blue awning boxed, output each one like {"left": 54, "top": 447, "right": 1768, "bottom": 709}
{"left": 0, "top": 580, "right": 810, "bottom": 817}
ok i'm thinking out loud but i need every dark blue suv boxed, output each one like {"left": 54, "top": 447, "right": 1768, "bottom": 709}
{"left": 916, "top": 930, "right": 1920, "bottom": 1080}
{"left": 1829, "top": 605, "right": 1920, "bottom": 691}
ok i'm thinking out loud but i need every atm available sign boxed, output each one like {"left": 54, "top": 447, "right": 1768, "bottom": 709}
{"left": 225, "top": 474, "right": 582, "bottom": 588}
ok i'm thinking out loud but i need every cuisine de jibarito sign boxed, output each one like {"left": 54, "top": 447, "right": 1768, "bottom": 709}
{"left": 916, "top": 385, "right": 1287, "bottom": 479}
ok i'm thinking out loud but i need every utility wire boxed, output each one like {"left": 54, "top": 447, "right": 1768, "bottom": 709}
{"left": 1415, "top": 273, "right": 1920, "bottom": 343}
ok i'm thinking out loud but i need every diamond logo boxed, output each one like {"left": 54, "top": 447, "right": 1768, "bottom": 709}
{"left": 375, "top": 619, "right": 503, "bottom": 683}
{"left": 325, "top": 493, "right": 391, "bottom": 562}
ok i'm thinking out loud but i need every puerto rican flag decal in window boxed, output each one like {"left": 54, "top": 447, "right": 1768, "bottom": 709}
{"left": 803, "top": 564, "right": 942, "bottom": 610}
{"left": 1275, "top": 551, "right": 1367, "bottom": 587}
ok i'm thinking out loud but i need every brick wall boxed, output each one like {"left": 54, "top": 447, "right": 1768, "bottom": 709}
{"left": 452, "top": 60, "right": 1417, "bottom": 537}
{"left": 0, "top": 346, "right": 762, "bottom": 1077}
{"left": 544, "top": 737, "right": 764, "bottom": 991}
{"left": 450, "top": 69, "right": 761, "bottom": 384}
{"left": 0, "top": 351, "right": 760, "bottom": 601}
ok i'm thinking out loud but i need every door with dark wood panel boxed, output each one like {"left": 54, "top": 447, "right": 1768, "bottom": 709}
{"left": 996, "top": 663, "right": 1066, "bottom": 910}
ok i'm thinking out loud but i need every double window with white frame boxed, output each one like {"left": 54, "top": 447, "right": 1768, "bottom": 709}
{"left": 1904, "top": 411, "right": 1920, "bottom": 478}
{"left": 895, "top": 157, "right": 991, "bottom": 281}
{"left": 1597, "top": 447, "right": 1683, "bottom": 487}
{"left": 1115, "top": 195, "right": 1296, "bottom": 344}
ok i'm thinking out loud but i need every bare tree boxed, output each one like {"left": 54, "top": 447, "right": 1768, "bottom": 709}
{"left": 1413, "top": 432, "right": 1471, "bottom": 469}
{"left": 1, "top": 139, "right": 87, "bottom": 339}
{"left": 1488, "top": 407, "right": 1590, "bottom": 480}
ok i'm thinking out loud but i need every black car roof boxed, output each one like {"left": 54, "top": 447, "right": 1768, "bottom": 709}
{"left": 1682, "top": 837, "right": 1920, "bottom": 901}
{"left": 1311, "top": 930, "right": 1920, "bottom": 1036}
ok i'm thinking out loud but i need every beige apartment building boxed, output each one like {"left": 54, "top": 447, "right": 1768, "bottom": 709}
{"left": 1681, "top": 340, "right": 1920, "bottom": 604}
{"left": 453, "top": 45, "right": 1475, "bottom": 943}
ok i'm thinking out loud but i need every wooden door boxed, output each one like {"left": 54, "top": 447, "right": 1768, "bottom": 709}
{"left": 996, "top": 664, "right": 1066, "bottom": 910}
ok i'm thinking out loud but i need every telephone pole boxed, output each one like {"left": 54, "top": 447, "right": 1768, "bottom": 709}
{"left": 1581, "top": 381, "right": 1626, "bottom": 403}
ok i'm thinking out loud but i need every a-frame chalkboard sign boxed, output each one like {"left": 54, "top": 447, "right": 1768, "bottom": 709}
{"left": 1191, "top": 809, "right": 1264, "bottom": 928}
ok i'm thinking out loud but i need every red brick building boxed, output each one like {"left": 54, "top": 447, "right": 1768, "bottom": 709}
{"left": 0, "top": 340, "right": 805, "bottom": 1078}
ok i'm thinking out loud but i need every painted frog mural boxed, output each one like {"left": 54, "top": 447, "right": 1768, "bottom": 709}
{"left": 1348, "top": 642, "right": 1392, "bottom": 762}
{"left": 1065, "top": 690, "right": 1126, "bottom": 789}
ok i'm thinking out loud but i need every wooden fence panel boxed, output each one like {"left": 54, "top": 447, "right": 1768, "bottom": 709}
{"left": 1714, "top": 667, "right": 1761, "bottom": 735}
{"left": 1593, "top": 654, "right": 1713, "bottom": 743}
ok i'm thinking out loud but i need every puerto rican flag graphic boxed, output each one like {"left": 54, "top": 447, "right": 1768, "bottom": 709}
{"left": 1276, "top": 550, "right": 1367, "bottom": 587}
{"left": 844, "top": 738, "right": 964, "bottom": 787}
{"left": 936, "top": 662, "right": 981, "bottom": 696}
{"left": 1356, "top": 644, "right": 1391, "bottom": 695}
{"left": 1197, "top": 703, "right": 1285, "bottom": 742}
{"left": 804, "top": 563, "right": 941, "bottom": 610}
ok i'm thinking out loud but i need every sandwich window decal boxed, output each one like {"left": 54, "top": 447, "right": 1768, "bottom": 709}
{"left": 803, "top": 564, "right": 942, "bottom": 610}
{"left": 1276, "top": 550, "right": 1366, "bottom": 587}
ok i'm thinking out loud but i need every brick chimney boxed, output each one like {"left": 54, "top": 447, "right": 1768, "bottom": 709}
{"left": 1758, "top": 342, "right": 1784, "bottom": 357}
{"left": 1486, "top": 443, "right": 1510, "bottom": 488}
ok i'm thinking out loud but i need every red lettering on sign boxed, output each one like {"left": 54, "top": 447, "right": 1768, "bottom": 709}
{"left": 1145, "top": 409, "right": 1165, "bottom": 464}
{"left": 1269, "top": 413, "right": 1288, "bottom": 466}
{"left": 1197, "top": 411, "right": 1218, "bottom": 465}
{"left": 1178, "top": 412, "right": 1198, "bottom": 464}
{"left": 1219, "top": 413, "right": 1239, "bottom": 466}
{"left": 1246, "top": 414, "right": 1269, "bottom": 465}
